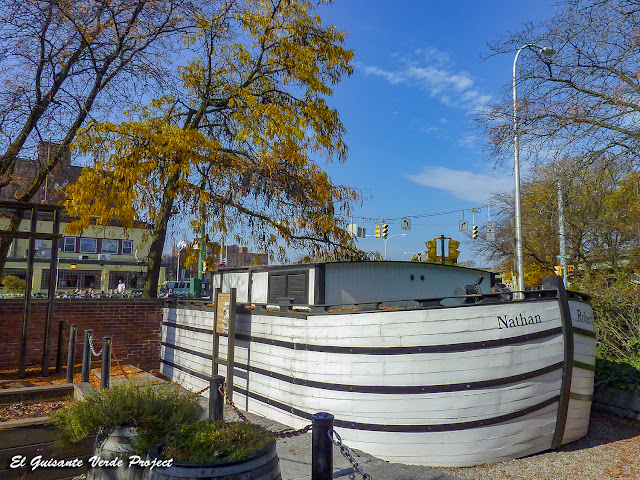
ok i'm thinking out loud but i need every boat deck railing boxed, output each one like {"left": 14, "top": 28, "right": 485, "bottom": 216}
{"left": 165, "top": 286, "right": 589, "bottom": 317}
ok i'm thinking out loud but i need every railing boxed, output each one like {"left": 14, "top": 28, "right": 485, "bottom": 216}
{"left": 165, "top": 287, "right": 563, "bottom": 317}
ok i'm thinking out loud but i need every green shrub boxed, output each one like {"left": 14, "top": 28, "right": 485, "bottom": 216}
{"left": 574, "top": 272, "right": 640, "bottom": 363}
{"left": 52, "top": 380, "right": 201, "bottom": 455}
{"left": 594, "top": 357, "right": 640, "bottom": 392}
{"left": 2, "top": 275, "right": 26, "bottom": 293}
{"left": 162, "top": 421, "right": 275, "bottom": 464}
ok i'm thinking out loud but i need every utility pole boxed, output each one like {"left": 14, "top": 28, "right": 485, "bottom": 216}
{"left": 558, "top": 180, "right": 568, "bottom": 288}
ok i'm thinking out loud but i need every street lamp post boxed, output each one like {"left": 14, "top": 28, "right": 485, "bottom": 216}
{"left": 513, "top": 43, "right": 554, "bottom": 296}
{"left": 176, "top": 240, "right": 187, "bottom": 281}
{"left": 384, "top": 233, "right": 407, "bottom": 260}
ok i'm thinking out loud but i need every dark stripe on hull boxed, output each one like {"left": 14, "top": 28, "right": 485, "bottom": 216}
{"left": 160, "top": 360, "right": 561, "bottom": 431}
{"left": 234, "top": 384, "right": 561, "bottom": 433}
{"left": 573, "top": 327, "right": 596, "bottom": 339}
{"left": 573, "top": 361, "right": 595, "bottom": 372}
{"left": 161, "top": 342, "right": 564, "bottom": 394}
{"left": 569, "top": 392, "right": 593, "bottom": 402}
{"left": 163, "top": 321, "right": 563, "bottom": 356}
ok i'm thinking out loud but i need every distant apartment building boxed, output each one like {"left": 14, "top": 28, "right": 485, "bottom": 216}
{"left": 215, "top": 245, "right": 269, "bottom": 268}
{"left": 1, "top": 141, "right": 164, "bottom": 293}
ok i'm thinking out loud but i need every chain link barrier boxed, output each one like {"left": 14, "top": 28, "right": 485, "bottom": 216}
{"left": 192, "top": 383, "right": 211, "bottom": 397}
{"left": 218, "top": 386, "right": 312, "bottom": 438}
{"left": 328, "top": 429, "right": 373, "bottom": 480}
{"left": 88, "top": 332, "right": 102, "bottom": 357}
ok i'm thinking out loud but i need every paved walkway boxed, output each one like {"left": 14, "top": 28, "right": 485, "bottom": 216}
{"left": 223, "top": 406, "right": 460, "bottom": 480}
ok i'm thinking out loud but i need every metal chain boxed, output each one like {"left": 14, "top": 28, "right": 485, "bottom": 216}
{"left": 192, "top": 384, "right": 211, "bottom": 397}
{"left": 217, "top": 386, "right": 312, "bottom": 438}
{"left": 219, "top": 385, "right": 252, "bottom": 424}
{"left": 88, "top": 333, "right": 102, "bottom": 357}
{"left": 273, "top": 423, "right": 312, "bottom": 438}
{"left": 328, "top": 429, "right": 373, "bottom": 480}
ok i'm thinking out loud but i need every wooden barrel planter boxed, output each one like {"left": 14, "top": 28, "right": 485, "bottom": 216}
{"left": 88, "top": 427, "right": 144, "bottom": 480}
{"left": 143, "top": 440, "right": 281, "bottom": 480}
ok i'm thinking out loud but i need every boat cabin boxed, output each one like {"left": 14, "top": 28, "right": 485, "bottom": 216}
{"left": 211, "top": 261, "right": 496, "bottom": 306}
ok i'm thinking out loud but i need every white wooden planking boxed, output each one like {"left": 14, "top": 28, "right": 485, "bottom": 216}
{"left": 238, "top": 301, "right": 562, "bottom": 348}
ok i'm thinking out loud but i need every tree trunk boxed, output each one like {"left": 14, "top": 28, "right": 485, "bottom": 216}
{"left": 142, "top": 172, "right": 179, "bottom": 298}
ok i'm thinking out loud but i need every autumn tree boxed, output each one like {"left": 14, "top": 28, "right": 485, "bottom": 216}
{"left": 0, "top": 0, "right": 193, "bottom": 277}
{"left": 477, "top": 157, "right": 640, "bottom": 285}
{"left": 65, "top": 0, "right": 362, "bottom": 298}
{"left": 479, "top": 0, "right": 640, "bottom": 171}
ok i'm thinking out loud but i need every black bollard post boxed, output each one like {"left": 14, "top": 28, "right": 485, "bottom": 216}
{"left": 81, "top": 329, "right": 92, "bottom": 383}
{"left": 209, "top": 375, "right": 225, "bottom": 421}
{"left": 101, "top": 336, "right": 111, "bottom": 390}
{"left": 66, "top": 324, "right": 77, "bottom": 383}
{"left": 55, "top": 321, "right": 66, "bottom": 374}
{"left": 311, "top": 412, "right": 334, "bottom": 480}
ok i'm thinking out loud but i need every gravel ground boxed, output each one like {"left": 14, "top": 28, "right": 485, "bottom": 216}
{"left": 434, "top": 410, "right": 640, "bottom": 480}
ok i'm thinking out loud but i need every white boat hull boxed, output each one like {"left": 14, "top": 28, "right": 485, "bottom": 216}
{"left": 160, "top": 280, "right": 595, "bottom": 466}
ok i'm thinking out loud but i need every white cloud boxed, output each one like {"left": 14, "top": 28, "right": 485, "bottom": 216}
{"left": 360, "top": 47, "right": 491, "bottom": 112}
{"left": 407, "top": 166, "right": 513, "bottom": 203}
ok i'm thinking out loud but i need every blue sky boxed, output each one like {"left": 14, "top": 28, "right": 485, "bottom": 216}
{"left": 313, "top": 0, "right": 559, "bottom": 266}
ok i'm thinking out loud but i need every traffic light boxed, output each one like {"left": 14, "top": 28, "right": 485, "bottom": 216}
{"left": 472, "top": 225, "right": 478, "bottom": 239}
{"left": 382, "top": 223, "right": 388, "bottom": 239}
{"left": 426, "top": 240, "right": 438, "bottom": 262}
{"left": 375, "top": 225, "right": 381, "bottom": 238}
{"left": 554, "top": 265, "right": 562, "bottom": 276}
{"left": 567, "top": 265, "right": 574, "bottom": 276}
{"left": 446, "top": 240, "right": 460, "bottom": 264}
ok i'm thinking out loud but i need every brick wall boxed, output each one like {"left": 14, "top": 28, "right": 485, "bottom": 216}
{"left": 0, "top": 298, "right": 164, "bottom": 372}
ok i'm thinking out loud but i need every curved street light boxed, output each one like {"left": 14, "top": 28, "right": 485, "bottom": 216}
{"left": 176, "top": 240, "right": 187, "bottom": 281}
{"left": 513, "top": 43, "right": 554, "bottom": 296}
{"left": 384, "top": 233, "right": 407, "bottom": 260}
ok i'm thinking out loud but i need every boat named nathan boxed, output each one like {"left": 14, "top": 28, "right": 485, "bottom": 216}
{"left": 497, "top": 312, "right": 542, "bottom": 329}
{"left": 160, "top": 261, "right": 596, "bottom": 468}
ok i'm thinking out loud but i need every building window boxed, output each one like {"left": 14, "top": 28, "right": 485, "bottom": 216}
{"left": 101, "top": 239, "right": 119, "bottom": 254}
{"left": 108, "top": 271, "right": 144, "bottom": 290}
{"left": 63, "top": 237, "right": 76, "bottom": 253}
{"left": 43, "top": 269, "right": 102, "bottom": 290}
{"left": 79, "top": 238, "right": 97, "bottom": 253}
{"left": 122, "top": 240, "right": 133, "bottom": 255}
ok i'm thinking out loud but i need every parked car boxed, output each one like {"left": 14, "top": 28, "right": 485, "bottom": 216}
{"left": 160, "top": 281, "right": 192, "bottom": 297}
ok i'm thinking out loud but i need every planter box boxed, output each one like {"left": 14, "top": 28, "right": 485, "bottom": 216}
{"left": 0, "top": 383, "right": 95, "bottom": 480}
{"left": 593, "top": 386, "right": 640, "bottom": 420}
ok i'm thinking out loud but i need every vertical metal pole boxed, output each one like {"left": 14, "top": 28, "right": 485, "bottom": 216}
{"left": 440, "top": 235, "right": 446, "bottom": 264}
{"left": 558, "top": 180, "right": 568, "bottom": 288}
{"left": 513, "top": 47, "right": 526, "bottom": 298}
{"left": 101, "top": 337, "right": 111, "bottom": 389}
{"left": 18, "top": 207, "right": 38, "bottom": 378}
{"left": 209, "top": 375, "right": 225, "bottom": 421}
{"left": 55, "top": 320, "right": 66, "bottom": 373}
{"left": 312, "top": 412, "right": 334, "bottom": 480}
{"left": 66, "top": 324, "right": 77, "bottom": 383}
{"left": 42, "top": 209, "right": 60, "bottom": 375}
{"left": 212, "top": 287, "right": 221, "bottom": 377}
{"left": 226, "top": 288, "right": 236, "bottom": 401}
{"left": 81, "top": 330, "right": 93, "bottom": 383}
{"left": 198, "top": 176, "right": 205, "bottom": 297}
